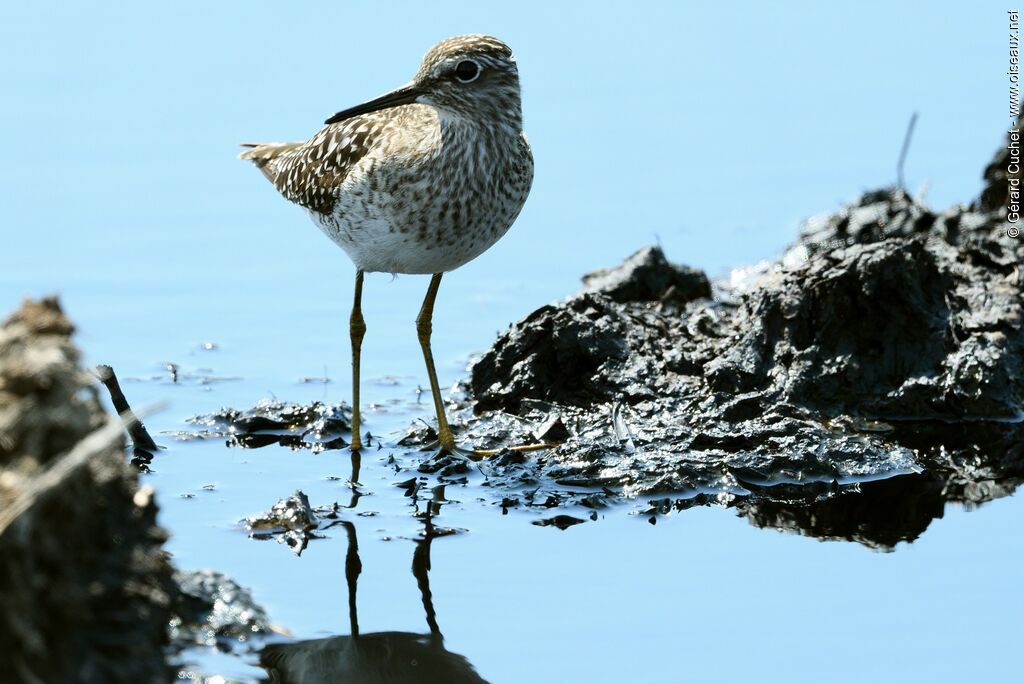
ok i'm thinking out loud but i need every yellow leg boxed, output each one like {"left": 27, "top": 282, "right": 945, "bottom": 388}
{"left": 350, "top": 270, "right": 366, "bottom": 452}
{"left": 415, "top": 273, "right": 553, "bottom": 460}
{"left": 416, "top": 273, "right": 458, "bottom": 453}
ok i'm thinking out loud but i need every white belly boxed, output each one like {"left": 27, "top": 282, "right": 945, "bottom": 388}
{"left": 310, "top": 204, "right": 506, "bottom": 275}
{"left": 310, "top": 171, "right": 522, "bottom": 275}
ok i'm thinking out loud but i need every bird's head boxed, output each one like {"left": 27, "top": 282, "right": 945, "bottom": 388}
{"left": 325, "top": 35, "right": 523, "bottom": 128}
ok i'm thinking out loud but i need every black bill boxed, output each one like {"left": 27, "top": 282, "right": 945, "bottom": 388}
{"left": 324, "top": 84, "right": 424, "bottom": 125}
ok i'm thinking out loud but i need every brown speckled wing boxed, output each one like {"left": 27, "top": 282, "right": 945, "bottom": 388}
{"left": 267, "top": 119, "right": 379, "bottom": 215}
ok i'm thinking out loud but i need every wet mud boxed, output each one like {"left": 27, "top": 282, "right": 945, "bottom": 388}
{"left": 171, "top": 570, "right": 274, "bottom": 652}
{"left": 182, "top": 400, "right": 352, "bottom": 451}
{"left": 452, "top": 132, "right": 1021, "bottom": 546}
{"left": 0, "top": 298, "right": 176, "bottom": 683}
{"left": 243, "top": 489, "right": 350, "bottom": 555}
{"left": 0, "top": 298, "right": 285, "bottom": 680}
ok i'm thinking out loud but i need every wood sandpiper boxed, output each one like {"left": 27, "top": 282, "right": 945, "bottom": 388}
{"left": 240, "top": 35, "right": 547, "bottom": 458}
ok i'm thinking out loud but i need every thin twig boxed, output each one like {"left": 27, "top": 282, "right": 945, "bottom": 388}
{"left": 95, "top": 364, "right": 160, "bottom": 452}
{"left": 897, "top": 112, "right": 918, "bottom": 191}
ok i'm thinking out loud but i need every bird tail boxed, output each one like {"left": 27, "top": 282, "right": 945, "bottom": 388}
{"left": 238, "top": 142, "right": 303, "bottom": 182}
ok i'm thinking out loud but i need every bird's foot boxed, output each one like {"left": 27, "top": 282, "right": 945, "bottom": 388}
{"left": 420, "top": 440, "right": 477, "bottom": 461}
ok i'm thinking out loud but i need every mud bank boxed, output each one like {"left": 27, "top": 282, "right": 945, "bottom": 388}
{"left": 0, "top": 299, "right": 274, "bottom": 681}
{"left": 443, "top": 130, "right": 1023, "bottom": 545}
{"left": 0, "top": 298, "right": 176, "bottom": 683}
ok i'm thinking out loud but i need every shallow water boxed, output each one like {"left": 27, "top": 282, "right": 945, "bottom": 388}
{"left": 87, "top": 350, "right": 1022, "bottom": 683}
{"left": 1, "top": 2, "right": 1021, "bottom": 682}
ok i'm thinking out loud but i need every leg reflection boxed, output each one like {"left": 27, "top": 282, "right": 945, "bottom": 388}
{"left": 413, "top": 506, "right": 441, "bottom": 638}
{"left": 260, "top": 506, "right": 488, "bottom": 682}
{"left": 340, "top": 521, "right": 361, "bottom": 638}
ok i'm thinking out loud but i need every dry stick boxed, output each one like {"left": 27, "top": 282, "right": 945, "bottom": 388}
{"left": 897, "top": 111, "right": 919, "bottom": 192}
{"left": 95, "top": 364, "right": 160, "bottom": 452}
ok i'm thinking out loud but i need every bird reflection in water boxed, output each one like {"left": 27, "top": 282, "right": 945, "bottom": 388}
{"left": 260, "top": 460, "right": 487, "bottom": 683}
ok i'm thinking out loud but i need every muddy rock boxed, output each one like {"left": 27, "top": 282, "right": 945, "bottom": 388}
{"left": 183, "top": 399, "right": 351, "bottom": 451}
{"left": 715, "top": 214, "right": 1022, "bottom": 419}
{"left": 0, "top": 297, "right": 105, "bottom": 465}
{"left": 581, "top": 245, "right": 711, "bottom": 305}
{"left": 244, "top": 490, "right": 345, "bottom": 555}
{"left": 171, "top": 570, "right": 273, "bottom": 650}
{"left": 0, "top": 298, "right": 177, "bottom": 683}
{"left": 457, "top": 129, "right": 1024, "bottom": 548}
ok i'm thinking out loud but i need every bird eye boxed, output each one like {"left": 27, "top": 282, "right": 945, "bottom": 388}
{"left": 454, "top": 60, "right": 480, "bottom": 83}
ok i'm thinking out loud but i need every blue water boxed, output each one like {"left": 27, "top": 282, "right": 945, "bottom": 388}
{"left": 2, "top": 2, "right": 1021, "bottom": 682}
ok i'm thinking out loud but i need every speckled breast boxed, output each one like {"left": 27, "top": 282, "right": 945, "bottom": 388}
{"left": 316, "top": 124, "right": 533, "bottom": 275}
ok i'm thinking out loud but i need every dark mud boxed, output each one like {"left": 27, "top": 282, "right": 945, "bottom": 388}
{"left": 0, "top": 298, "right": 282, "bottom": 681}
{"left": 182, "top": 399, "right": 352, "bottom": 451}
{"left": 242, "top": 470, "right": 465, "bottom": 556}
{"left": 243, "top": 489, "right": 350, "bottom": 555}
{"left": 0, "top": 298, "right": 176, "bottom": 683}
{"left": 447, "top": 134, "right": 1021, "bottom": 547}
{"left": 171, "top": 570, "right": 274, "bottom": 651}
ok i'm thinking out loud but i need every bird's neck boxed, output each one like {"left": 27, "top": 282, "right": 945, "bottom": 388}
{"left": 437, "top": 109, "right": 523, "bottom": 143}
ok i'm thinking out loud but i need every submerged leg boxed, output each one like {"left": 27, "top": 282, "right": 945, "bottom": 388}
{"left": 350, "top": 270, "right": 366, "bottom": 452}
{"left": 416, "top": 273, "right": 458, "bottom": 453}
